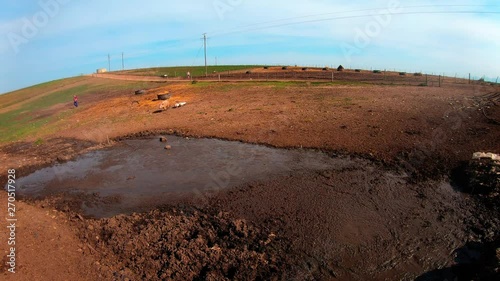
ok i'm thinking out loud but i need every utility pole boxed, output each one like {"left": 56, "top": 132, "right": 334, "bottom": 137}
{"left": 108, "top": 54, "right": 111, "bottom": 71}
{"left": 203, "top": 33, "right": 208, "bottom": 77}
{"left": 122, "top": 52, "right": 124, "bottom": 70}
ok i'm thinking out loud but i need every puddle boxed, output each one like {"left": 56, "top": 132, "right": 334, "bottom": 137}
{"left": 13, "top": 136, "right": 361, "bottom": 217}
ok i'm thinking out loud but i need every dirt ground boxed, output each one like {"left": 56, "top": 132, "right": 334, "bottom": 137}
{"left": 0, "top": 71, "right": 499, "bottom": 280}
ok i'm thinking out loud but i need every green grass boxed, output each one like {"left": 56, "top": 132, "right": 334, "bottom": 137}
{"left": 116, "top": 65, "right": 263, "bottom": 78}
{"left": 0, "top": 77, "right": 87, "bottom": 111}
{"left": 0, "top": 84, "right": 89, "bottom": 142}
{"left": 0, "top": 79, "right": 161, "bottom": 143}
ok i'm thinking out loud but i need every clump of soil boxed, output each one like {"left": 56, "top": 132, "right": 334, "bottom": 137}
{"left": 465, "top": 159, "right": 500, "bottom": 196}
{"left": 75, "top": 207, "right": 293, "bottom": 280}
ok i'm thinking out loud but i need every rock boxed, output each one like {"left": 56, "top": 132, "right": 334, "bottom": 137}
{"left": 173, "top": 102, "right": 187, "bottom": 108}
{"left": 164, "top": 145, "right": 172, "bottom": 150}
{"left": 464, "top": 158, "right": 500, "bottom": 194}
{"left": 472, "top": 152, "right": 500, "bottom": 161}
{"left": 159, "top": 136, "right": 167, "bottom": 142}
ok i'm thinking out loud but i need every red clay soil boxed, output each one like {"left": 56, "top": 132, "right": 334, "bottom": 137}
{"left": 0, "top": 77, "right": 499, "bottom": 280}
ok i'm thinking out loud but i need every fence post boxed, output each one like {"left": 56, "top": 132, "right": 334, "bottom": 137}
{"left": 469, "top": 73, "right": 471, "bottom": 84}
{"left": 218, "top": 74, "right": 220, "bottom": 82}
{"left": 331, "top": 71, "right": 334, "bottom": 82}
{"left": 426, "top": 74, "right": 428, "bottom": 86}
{"left": 439, "top": 75, "right": 441, "bottom": 87}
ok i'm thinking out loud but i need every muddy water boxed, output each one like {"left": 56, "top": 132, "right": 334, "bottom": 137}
{"left": 12, "top": 136, "right": 474, "bottom": 279}
{"left": 15, "top": 136, "right": 359, "bottom": 217}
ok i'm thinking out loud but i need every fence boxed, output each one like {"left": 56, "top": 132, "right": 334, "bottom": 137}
{"left": 184, "top": 68, "right": 483, "bottom": 87}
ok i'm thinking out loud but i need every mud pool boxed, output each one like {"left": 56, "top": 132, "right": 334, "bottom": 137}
{"left": 13, "top": 136, "right": 366, "bottom": 217}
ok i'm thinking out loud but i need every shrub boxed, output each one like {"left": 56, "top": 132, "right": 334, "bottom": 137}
{"left": 282, "top": 66, "right": 288, "bottom": 70}
{"left": 355, "top": 69, "right": 361, "bottom": 72}
{"left": 414, "top": 72, "right": 423, "bottom": 76}
{"left": 373, "top": 70, "right": 382, "bottom": 74}
{"left": 399, "top": 72, "right": 406, "bottom": 76}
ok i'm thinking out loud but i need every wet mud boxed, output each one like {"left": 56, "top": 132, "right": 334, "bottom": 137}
{"left": 11, "top": 136, "right": 499, "bottom": 280}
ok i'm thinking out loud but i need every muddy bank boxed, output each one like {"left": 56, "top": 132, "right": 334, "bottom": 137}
{"left": 7, "top": 135, "right": 499, "bottom": 280}
{"left": 2, "top": 133, "right": 498, "bottom": 281}
{"left": 60, "top": 163, "right": 475, "bottom": 280}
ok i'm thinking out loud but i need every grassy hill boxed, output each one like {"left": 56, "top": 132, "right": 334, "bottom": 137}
{"left": 0, "top": 77, "right": 161, "bottom": 143}
{"left": 114, "top": 65, "right": 263, "bottom": 77}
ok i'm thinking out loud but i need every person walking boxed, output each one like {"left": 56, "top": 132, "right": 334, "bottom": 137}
{"left": 73, "top": 95, "right": 78, "bottom": 107}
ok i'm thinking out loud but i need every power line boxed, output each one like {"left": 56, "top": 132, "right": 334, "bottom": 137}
{"left": 191, "top": 42, "right": 205, "bottom": 67}
{"left": 211, "top": 10, "right": 500, "bottom": 38}
{"left": 210, "top": 5, "right": 500, "bottom": 36}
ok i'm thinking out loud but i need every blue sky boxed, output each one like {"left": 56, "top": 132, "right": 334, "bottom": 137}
{"left": 1, "top": 0, "right": 499, "bottom": 94}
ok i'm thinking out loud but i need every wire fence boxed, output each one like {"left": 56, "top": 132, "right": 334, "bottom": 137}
{"left": 184, "top": 67, "right": 488, "bottom": 87}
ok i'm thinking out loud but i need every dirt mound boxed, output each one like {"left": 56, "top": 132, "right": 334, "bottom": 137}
{"left": 466, "top": 158, "right": 500, "bottom": 195}
{"left": 76, "top": 207, "right": 293, "bottom": 280}
{"left": 452, "top": 156, "right": 500, "bottom": 207}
